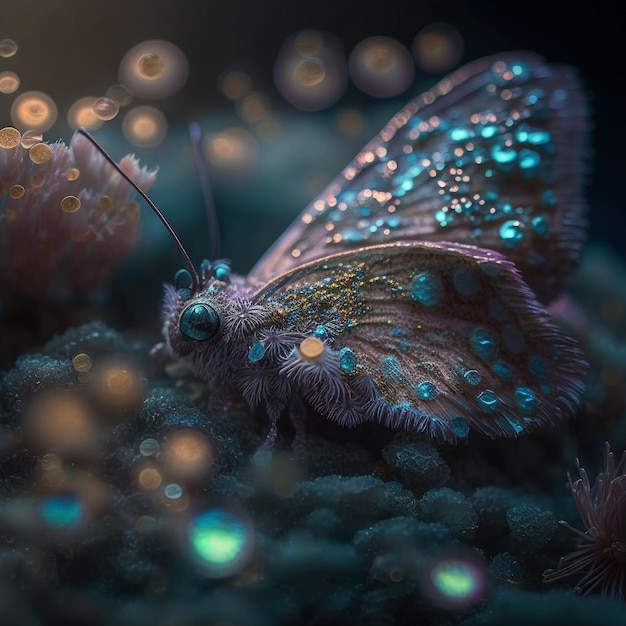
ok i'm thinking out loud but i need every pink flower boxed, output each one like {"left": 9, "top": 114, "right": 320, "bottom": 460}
{"left": 0, "top": 129, "right": 156, "bottom": 298}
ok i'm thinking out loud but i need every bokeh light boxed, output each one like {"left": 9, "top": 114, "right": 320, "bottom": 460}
{"left": 419, "top": 555, "right": 487, "bottom": 610}
{"left": 0, "top": 38, "right": 18, "bottom": 58}
{"left": 122, "top": 105, "right": 168, "bottom": 147}
{"left": 187, "top": 508, "right": 254, "bottom": 578}
{"left": 93, "top": 97, "right": 119, "bottom": 121}
{"left": 90, "top": 360, "right": 145, "bottom": 413}
{"left": 274, "top": 30, "right": 347, "bottom": 111}
{"left": 20, "top": 129, "right": 43, "bottom": 149}
{"left": 105, "top": 84, "right": 133, "bottom": 107}
{"left": 67, "top": 97, "right": 104, "bottom": 130}
{"left": 72, "top": 353, "right": 93, "bottom": 373}
{"left": 203, "top": 127, "right": 258, "bottom": 175}
{"left": 0, "top": 71, "right": 20, "bottom": 94}
{"left": 162, "top": 429, "right": 216, "bottom": 483}
{"left": 139, "top": 438, "right": 160, "bottom": 456}
{"left": 119, "top": 39, "right": 189, "bottom": 99}
{"left": 29, "top": 143, "right": 53, "bottom": 164}
{"left": 219, "top": 70, "right": 253, "bottom": 101}
{"left": 251, "top": 450, "right": 302, "bottom": 496}
{"left": 0, "top": 126, "right": 21, "bottom": 149}
{"left": 22, "top": 390, "right": 99, "bottom": 454}
{"left": 412, "top": 23, "right": 464, "bottom": 74}
{"left": 349, "top": 36, "right": 414, "bottom": 98}
{"left": 39, "top": 493, "right": 83, "bottom": 530}
{"left": 10, "top": 91, "right": 58, "bottom": 131}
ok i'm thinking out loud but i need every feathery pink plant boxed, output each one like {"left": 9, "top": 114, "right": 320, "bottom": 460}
{"left": 0, "top": 128, "right": 156, "bottom": 298}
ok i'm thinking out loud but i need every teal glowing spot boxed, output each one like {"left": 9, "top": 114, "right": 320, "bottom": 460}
{"left": 515, "top": 386, "right": 539, "bottom": 413}
{"left": 499, "top": 220, "right": 524, "bottom": 247}
{"left": 480, "top": 125, "right": 498, "bottom": 139}
{"left": 450, "top": 128, "right": 474, "bottom": 141}
{"left": 214, "top": 265, "right": 229, "bottom": 281}
{"left": 411, "top": 271, "right": 443, "bottom": 307}
{"left": 449, "top": 416, "right": 469, "bottom": 438}
{"left": 435, "top": 209, "right": 449, "bottom": 225}
{"left": 518, "top": 149, "right": 540, "bottom": 169}
{"left": 453, "top": 267, "right": 480, "bottom": 298}
{"left": 493, "top": 361, "right": 512, "bottom": 381}
{"left": 477, "top": 389, "right": 499, "bottom": 412}
{"left": 491, "top": 144, "right": 517, "bottom": 164}
{"left": 380, "top": 356, "right": 405, "bottom": 382}
{"left": 339, "top": 347, "right": 357, "bottom": 373}
{"left": 415, "top": 381, "right": 438, "bottom": 401}
{"left": 248, "top": 342, "right": 266, "bottom": 362}
{"left": 139, "top": 437, "right": 159, "bottom": 456}
{"left": 40, "top": 494, "right": 83, "bottom": 529}
{"left": 164, "top": 483, "right": 183, "bottom": 499}
{"left": 463, "top": 369, "right": 481, "bottom": 386}
{"left": 503, "top": 324, "right": 526, "bottom": 354}
{"left": 401, "top": 180, "right": 414, "bottom": 192}
{"left": 430, "top": 560, "right": 482, "bottom": 600}
{"left": 532, "top": 216, "right": 549, "bottom": 236}
{"left": 529, "top": 355, "right": 549, "bottom": 379}
{"left": 390, "top": 328, "right": 407, "bottom": 338}
{"left": 504, "top": 415, "right": 525, "bottom": 434}
{"left": 188, "top": 509, "right": 252, "bottom": 578}
{"left": 470, "top": 328, "right": 497, "bottom": 361}
{"left": 313, "top": 325, "right": 328, "bottom": 338}
{"left": 488, "top": 298, "right": 508, "bottom": 321}
{"left": 526, "top": 130, "right": 551, "bottom": 145}
{"left": 511, "top": 63, "right": 525, "bottom": 76}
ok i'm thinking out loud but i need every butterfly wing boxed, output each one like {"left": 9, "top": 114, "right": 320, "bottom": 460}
{"left": 249, "top": 52, "right": 588, "bottom": 303}
{"left": 251, "top": 241, "right": 586, "bottom": 442}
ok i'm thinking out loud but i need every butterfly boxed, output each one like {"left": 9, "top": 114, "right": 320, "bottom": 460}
{"left": 151, "top": 51, "right": 589, "bottom": 453}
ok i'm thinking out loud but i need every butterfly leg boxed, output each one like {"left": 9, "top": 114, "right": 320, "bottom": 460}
{"left": 288, "top": 395, "right": 307, "bottom": 461}
{"left": 261, "top": 402, "right": 282, "bottom": 449}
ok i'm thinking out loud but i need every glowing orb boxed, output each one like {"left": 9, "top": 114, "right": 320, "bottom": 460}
{"left": 20, "top": 129, "right": 43, "bottom": 149}
{"left": 60, "top": 195, "right": 81, "bottom": 213}
{"left": 274, "top": 30, "right": 347, "bottom": 111}
{"left": 29, "top": 143, "right": 53, "bottom": 164}
{"left": 10, "top": 91, "right": 58, "bottom": 131}
{"left": 119, "top": 39, "right": 188, "bottom": 99}
{"left": 412, "top": 23, "right": 464, "bottom": 74}
{"left": 349, "top": 36, "right": 414, "bottom": 98}
{"left": 188, "top": 508, "right": 254, "bottom": 578}
{"left": 67, "top": 97, "right": 103, "bottom": 131}
{"left": 0, "top": 127, "right": 21, "bottom": 149}
{"left": 162, "top": 429, "right": 216, "bottom": 482}
{"left": 203, "top": 127, "right": 258, "bottom": 175}
{"left": 420, "top": 556, "right": 487, "bottom": 610}
{"left": 39, "top": 494, "right": 83, "bottom": 529}
{"left": 93, "top": 97, "right": 119, "bottom": 121}
{"left": 0, "top": 38, "right": 18, "bottom": 58}
{"left": 0, "top": 71, "right": 19, "bottom": 94}
{"left": 122, "top": 106, "right": 167, "bottom": 147}
{"left": 219, "top": 70, "right": 252, "bottom": 101}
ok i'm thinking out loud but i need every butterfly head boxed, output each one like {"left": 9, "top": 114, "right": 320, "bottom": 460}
{"left": 161, "top": 261, "right": 228, "bottom": 354}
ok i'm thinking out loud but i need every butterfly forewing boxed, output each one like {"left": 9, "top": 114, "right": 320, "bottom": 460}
{"left": 252, "top": 242, "right": 586, "bottom": 442}
{"left": 249, "top": 52, "right": 588, "bottom": 303}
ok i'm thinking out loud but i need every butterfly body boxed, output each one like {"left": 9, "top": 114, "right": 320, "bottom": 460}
{"left": 159, "top": 52, "right": 588, "bottom": 447}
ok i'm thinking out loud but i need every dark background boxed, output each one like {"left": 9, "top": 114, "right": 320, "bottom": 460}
{"left": 1, "top": 0, "right": 624, "bottom": 327}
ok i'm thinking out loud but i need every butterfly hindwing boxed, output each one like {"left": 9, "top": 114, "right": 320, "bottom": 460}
{"left": 252, "top": 242, "right": 586, "bottom": 442}
{"left": 249, "top": 52, "right": 588, "bottom": 303}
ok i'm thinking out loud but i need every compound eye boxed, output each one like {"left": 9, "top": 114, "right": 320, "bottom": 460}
{"left": 179, "top": 303, "right": 220, "bottom": 341}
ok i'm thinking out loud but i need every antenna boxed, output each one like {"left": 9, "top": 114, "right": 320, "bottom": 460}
{"left": 76, "top": 128, "right": 200, "bottom": 293}
{"left": 189, "top": 121, "right": 220, "bottom": 260}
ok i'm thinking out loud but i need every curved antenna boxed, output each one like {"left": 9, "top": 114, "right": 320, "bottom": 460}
{"left": 188, "top": 121, "right": 220, "bottom": 260}
{"left": 76, "top": 128, "right": 200, "bottom": 293}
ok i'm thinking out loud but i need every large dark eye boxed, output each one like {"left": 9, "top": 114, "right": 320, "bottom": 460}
{"left": 179, "top": 304, "right": 220, "bottom": 341}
